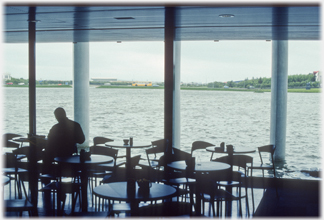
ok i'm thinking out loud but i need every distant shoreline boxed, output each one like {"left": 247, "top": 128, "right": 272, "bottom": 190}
{"left": 3, "top": 85, "right": 321, "bottom": 93}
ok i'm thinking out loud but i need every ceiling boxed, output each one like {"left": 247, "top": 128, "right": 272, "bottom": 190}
{"left": 3, "top": 3, "right": 321, "bottom": 43}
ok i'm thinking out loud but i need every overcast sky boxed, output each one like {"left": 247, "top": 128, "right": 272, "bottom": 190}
{"left": 3, "top": 40, "right": 321, "bottom": 83}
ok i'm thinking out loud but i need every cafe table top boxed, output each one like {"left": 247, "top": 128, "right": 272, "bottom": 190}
{"left": 11, "top": 137, "right": 30, "bottom": 143}
{"left": 12, "top": 136, "right": 47, "bottom": 143}
{"left": 54, "top": 154, "right": 114, "bottom": 165}
{"left": 105, "top": 141, "right": 152, "bottom": 149}
{"left": 206, "top": 146, "right": 256, "bottom": 154}
{"left": 93, "top": 181, "right": 177, "bottom": 202}
{"left": 167, "top": 160, "right": 231, "bottom": 172}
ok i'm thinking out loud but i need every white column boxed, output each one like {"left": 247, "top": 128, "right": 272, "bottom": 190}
{"left": 73, "top": 42, "right": 89, "bottom": 148}
{"left": 270, "top": 40, "right": 288, "bottom": 162}
{"left": 173, "top": 40, "right": 181, "bottom": 149}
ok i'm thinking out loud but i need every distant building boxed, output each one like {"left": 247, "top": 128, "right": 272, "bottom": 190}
{"left": 91, "top": 77, "right": 117, "bottom": 82}
{"left": 3, "top": 74, "right": 11, "bottom": 80}
{"left": 313, "top": 71, "right": 321, "bottom": 87}
{"left": 313, "top": 71, "right": 321, "bottom": 82}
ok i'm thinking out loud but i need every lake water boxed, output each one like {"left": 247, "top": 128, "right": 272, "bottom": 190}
{"left": 2, "top": 87, "right": 322, "bottom": 179}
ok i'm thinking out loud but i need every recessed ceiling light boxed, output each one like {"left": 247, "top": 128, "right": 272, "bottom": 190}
{"left": 219, "top": 14, "right": 234, "bottom": 18}
{"left": 114, "top": 17, "right": 134, "bottom": 20}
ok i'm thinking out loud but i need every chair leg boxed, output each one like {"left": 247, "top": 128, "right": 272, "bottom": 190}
{"left": 21, "top": 181, "right": 29, "bottom": 200}
{"left": 245, "top": 192, "right": 250, "bottom": 217}
{"left": 245, "top": 185, "right": 250, "bottom": 217}
{"left": 239, "top": 198, "right": 242, "bottom": 217}
{"left": 16, "top": 174, "right": 22, "bottom": 199}
{"left": 274, "top": 177, "right": 279, "bottom": 198}
{"left": 250, "top": 169, "right": 255, "bottom": 213}
{"left": 211, "top": 201, "right": 216, "bottom": 217}
{"left": 216, "top": 200, "right": 219, "bottom": 217}
{"left": 71, "top": 190, "right": 80, "bottom": 214}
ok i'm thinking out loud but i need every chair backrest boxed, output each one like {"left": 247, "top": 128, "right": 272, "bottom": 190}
{"left": 90, "top": 145, "right": 118, "bottom": 165}
{"left": 4, "top": 153, "right": 17, "bottom": 168}
{"left": 213, "top": 155, "right": 253, "bottom": 175}
{"left": 2, "top": 133, "right": 22, "bottom": 148}
{"left": 258, "top": 144, "right": 275, "bottom": 165}
{"left": 149, "top": 139, "right": 165, "bottom": 154}
{"left": 146, "top": 140, "right": 165, "bottom": 167}
{"left": 196, "top": 169, "right": 241, "bottom": 194}
{"left": 13, "top": 146, "right": 43, "bottom": 162}
{"left": 151, "top": 139, "right": 165, "bottom": 147}
{"left": 130, "top": 155, "right": 141, "bottom": 169}
{"left": 191, "top": 141, "right": 215, "bottom": 155}
{"left": 157, "top": 148, "right": 191, "bottom": 169}
{"left": 172, "top": 147, "right": 192, "bottom": 161}
{"left": 93, "top": 136, "right": 114, "bottom": 146}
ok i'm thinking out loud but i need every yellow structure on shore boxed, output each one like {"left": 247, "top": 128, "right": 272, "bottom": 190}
{"left": 132, "top": 81, "right": 152, "bottom": 86}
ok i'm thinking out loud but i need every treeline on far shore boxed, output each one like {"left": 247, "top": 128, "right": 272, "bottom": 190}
{"left": 3, "top": 84, "right": 320, "bottom": 93}
{"left": 3, "top": 73, "right": 321, "bottom": 91}
{"left": 206, "top": 73, "right": 320, "bottom": 89}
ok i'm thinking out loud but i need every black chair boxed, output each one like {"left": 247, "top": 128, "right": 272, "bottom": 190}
{"left": 12, "top": 146, "right": 44, "bottom": 198}
{"left": 197, "top": 170, "right": 248, "bottom": 217}
{"left": 93, "top": 136, "right": 114, "bottom": 147}
{"left": 4, "top": 199, "right": 34, "bottom": 217}
{"left": 247, "top": 144, "right": 276, "bottom": 179}
{"left": 40, "top": 162, "right": 81, "bottom": 216}
{"left": 88, "top": 145, "right": 119, "bottom": 208}
{"left": 247, "top": 144, "right": 278, "bottom": 212}
{"left": 139, "top": 139, "right": 165, "bottom": 170}
{"left": 2, "top": 133, "right": 26, "bottom": 199}
{"left": 2, "top": 133, "right": 23, "bottom": 147}
{"left": 99, "top": 155, "right": 142, "bottom": 216}
{"left": 3, "top": 153, "right": 28, "bottom": 200}
{"left": 213, "top": 155, "right": 253, "bottom": 217}
{"left": 161, "top": 148, "right": 196, "bottom": 204}
{"left": 191, "top": 141, "right": 215, "bottom": 157}
{"left": 4, "top": 145, "right": 43, "bottom": 217}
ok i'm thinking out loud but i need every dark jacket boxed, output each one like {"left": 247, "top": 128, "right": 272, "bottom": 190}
{"left": 44, "top": 118, "right": 85, "bottom": 167}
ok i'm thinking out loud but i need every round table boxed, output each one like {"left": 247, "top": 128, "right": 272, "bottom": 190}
{"left": 12, "top": 136, "right": 47, "bottom": 149}
{"left": 167, "top": 160, "right": 231, "bottom": 173}
{"left": 167, "top": 160, "right": 231, "bottom": 216}
{"left": 54, "top": 154, "right": 113, "bottom": 165}
{"left": 93, "top": 181, "right": 177, "bottom": 216}
{"left": 206, "top": 146, "right": 256, "bottom": 160}
{"left": 12, "top": 137, "right": 30, "bottom": 142}
{"left": 54, "top": 155, "right": 114, "bottom": 212}
{"left": 105, "top": 141, "right": 152, "bottom": 158}
{"left": 11, "top": 137, "right": 30, "bottom": 148}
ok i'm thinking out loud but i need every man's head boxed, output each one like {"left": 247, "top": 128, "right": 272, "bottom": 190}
{"left": 54, "top": 107, "right": 67, "bottom": 122}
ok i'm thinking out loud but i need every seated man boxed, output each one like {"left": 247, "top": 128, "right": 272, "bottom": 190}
{"left": 43, "top": 107, "right": 85, "bottom": 174}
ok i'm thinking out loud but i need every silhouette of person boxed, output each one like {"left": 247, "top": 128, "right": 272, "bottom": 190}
{"left": 43, "top": 107, "right": 85, "bottom": 173}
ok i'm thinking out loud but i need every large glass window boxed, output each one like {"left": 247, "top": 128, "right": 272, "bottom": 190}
{"left": 179, "top": 40, "right": 321, "bottom": 179}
